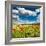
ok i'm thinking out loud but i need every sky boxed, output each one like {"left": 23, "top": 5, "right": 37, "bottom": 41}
{"left": 11, "top": 5, "right": 41, "bottom": 24}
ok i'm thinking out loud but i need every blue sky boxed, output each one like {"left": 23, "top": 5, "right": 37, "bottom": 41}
{"left": 11, "top": 5, "right": 41, "bottom": 24}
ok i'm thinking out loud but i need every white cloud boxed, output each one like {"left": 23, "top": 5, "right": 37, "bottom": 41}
{"left": 12, "top": 15, "right": 20, "bottom": 21}
{"left": 28, "top": 11, "right": 37, "bottom": 16}
{"left": 24, "top": 20, "right": 36, "bottom": 24}
{"left": 12, "top": 7, "right": 40, "bottom": 17}
{"left": 12, "top": 9, "right": 19, "bottom": 14}
{"left": 17, "top": 18, "right": 37, "bottom": 24}
{"left": 12, "top": 14, "right": 40, "bottom": 24}
{"left": 12, "top": 15, "right": 19, "bottom": 18}
{"left": 36, "top": 15, "right": 40, "bottom": 23}
{"left": 12, "top": 7, "right": 40, "bottom": 24}
{"left": 17, "top": 7, "right": 25, "bottom": 10}
{"left": 17, "top": 19, "right": 25, "bottom": 24}
{"left": 17, "top": 7, "right": 28, "bottom": 14}
{"left": 35, "top": 8, "right": 40, "bottom": 13}
{"left": 17, "top": 7, "right": 37, "bottom": 16}
{"left": 35, "top": 8, "right": 40, "bottom": 23}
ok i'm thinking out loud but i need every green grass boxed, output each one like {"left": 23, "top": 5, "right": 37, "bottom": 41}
{"left": 12, "top": 24, "right": 40, "bottom": 38}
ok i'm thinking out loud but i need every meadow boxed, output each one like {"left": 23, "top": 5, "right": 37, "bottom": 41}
{"left": 12, "top": 23, "right": 40, "bottom": 38}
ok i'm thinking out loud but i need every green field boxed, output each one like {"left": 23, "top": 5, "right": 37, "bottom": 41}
{"left": 12, "top": 23, "right": 40, "bottom": 38}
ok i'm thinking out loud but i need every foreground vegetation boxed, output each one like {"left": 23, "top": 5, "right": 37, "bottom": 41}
{"left": 12, "top": 24, "right": 40, "bottom": 38}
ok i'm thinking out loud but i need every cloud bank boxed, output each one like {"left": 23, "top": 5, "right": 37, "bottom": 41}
{"left": 12, "top": 7, "right": 40, "bottom": 16}
{"left": 12, "top": 7, "right": 40, "bottom": 24}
